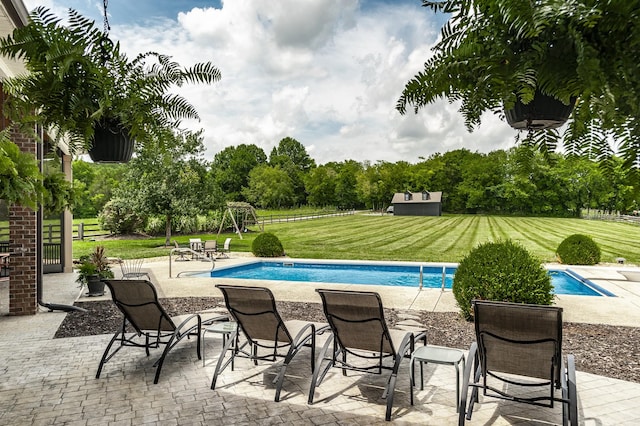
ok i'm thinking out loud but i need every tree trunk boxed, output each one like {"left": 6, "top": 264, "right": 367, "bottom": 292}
{"left": 165, "top": 214, "right": 172, "bottom": 247}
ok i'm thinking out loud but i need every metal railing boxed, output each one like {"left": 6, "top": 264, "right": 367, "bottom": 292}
{"left": 169, "top": 247, "right": 215, "bottom": 278}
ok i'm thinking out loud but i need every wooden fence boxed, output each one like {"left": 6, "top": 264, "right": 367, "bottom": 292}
{"left": 0, "top": 222, "right": 110, "bottom": 246}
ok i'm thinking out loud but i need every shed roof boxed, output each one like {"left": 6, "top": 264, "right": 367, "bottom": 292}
{"left": 391, "top": 191, "right": 442, "bottom": 204}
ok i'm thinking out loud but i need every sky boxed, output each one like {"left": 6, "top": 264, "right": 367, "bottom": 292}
{"left": 24, "top": 0, "right": 521, "bottom": 165}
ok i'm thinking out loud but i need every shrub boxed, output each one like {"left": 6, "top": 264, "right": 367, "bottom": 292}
{"left": 556, "top": 234, "right": 601, "bottom": 265}
{"left": 252, "top": 232, "right": 285, "bottom": 257}
{"left": 98, "top": 198, "right": 145, "bottom": 234}
{"left": 452, "top": 240, "right": 553, "bottom": 320}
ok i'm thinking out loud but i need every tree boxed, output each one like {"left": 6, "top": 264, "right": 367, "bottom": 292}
{"left": 243, "top": 165, "right": 295, "bottom": 208}
{"left": 305, "top": 165, "right": 338, "bottom": 207}
{"left": 72, "top": 161, "right": 126, "bottom": 218}
{"left": 211, "top": 144, "right": 266, "bottom": 201}
{"left": 334, "top": 160, "right": 363, "bottom": 209}
{"left": 270, "top": 137, "right": 316, "bottom": 205}
{"left": 115, "top": 129, "right": 223, "bottom": 245}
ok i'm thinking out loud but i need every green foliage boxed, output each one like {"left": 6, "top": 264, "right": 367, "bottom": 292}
{"left": 243, "top": 165, "right": 295, "bottom": 208}
{"left": 114, "top": 129, "right": 223, "bottom": 245}
{"left": 211, "top": 144, "right": 267, "bottom": 201}
{"left": 397, "top": 0, "right": 640, "bottom": 180}
{"left": 452, "top": 240, "right": 553, "bottom": 320}
{"left": 72, "top": 161, "right": 125, "bottom": 218}
{"left": 75, "top": 245, "right": 114, "bottom": 286}
{"left": 0, "top": 7, "right": 221, "bottom": 153}
{"left": 0, "top": 136, "right": 43, "bottom": 208}
{"left": 42, "top": 168, "right": 74, "bottom": 214}
{"left": 556, "top": 234, "right": 601, "bottom": 265}
{"left": 251, "top": 232, "right": 285, "bottom": 257}
{"left": 98, "top": 198, "right": 145, "bottom": 234}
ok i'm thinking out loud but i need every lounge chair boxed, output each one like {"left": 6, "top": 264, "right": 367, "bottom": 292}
{"left": 203, "top": 240, "right": 217, "bottom": 258}
{"left": 96, "top": 279, "right": 228, "bottom": 384}
{"left": 211, "top": 284, "right": 329, "bottom": 401}
{"left": 119, "top": 258, "right": 151, "bottom": 280}
{"left": 459, "top": 300, "right": 578, "bottom": 426}
{"left": 308, "top": 289, "right": 427, "bottom": 421}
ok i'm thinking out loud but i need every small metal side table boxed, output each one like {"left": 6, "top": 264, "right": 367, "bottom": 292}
{"left": 202, "top": 321, "right": 237, "bottom": 366}
{"left": 410, "top": 345, "right": 465, "bottom": 412}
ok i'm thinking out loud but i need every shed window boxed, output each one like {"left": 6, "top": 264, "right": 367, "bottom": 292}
{"left": 404, "top": 191, "right": 412, "bottom": 201}
{"left": 422, "top": 191, "right": 430, "bottom": 200}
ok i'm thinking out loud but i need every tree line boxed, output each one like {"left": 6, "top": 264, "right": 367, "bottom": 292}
{"left": 72, "top": 132, "right": 638, "bottom": 240}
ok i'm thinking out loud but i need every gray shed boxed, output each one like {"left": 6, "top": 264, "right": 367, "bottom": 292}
{"left": 390, "top": 191, "right": 442, "bottom": 216}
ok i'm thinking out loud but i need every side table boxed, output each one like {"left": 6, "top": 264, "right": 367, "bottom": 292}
{"left": 203, "top": 321, "right": 237, "bottom": 366}
{"left": 410, "top": 345, "right": 465, "bottom": 412}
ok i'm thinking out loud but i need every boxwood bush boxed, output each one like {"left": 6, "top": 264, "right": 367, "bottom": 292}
{"left": 251, "top": 232, "right": 285, "bottom": 257}
{"left": 452, "top": 240, "right": 553, "bottom": 320}
{"left": 556, "top": 234, "right": 601, "bottom": 265}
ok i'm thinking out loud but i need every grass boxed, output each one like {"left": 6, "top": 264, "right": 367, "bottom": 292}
{"left": 72, "top": 213, "right": 640, "bottom": 264}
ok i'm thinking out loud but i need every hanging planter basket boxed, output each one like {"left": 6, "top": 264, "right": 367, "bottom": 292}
{"left": 88, "top": 117, "right": 134, "bottom": 163}
{"left": 505, "top": 91, "right": 577, "bottom": 130}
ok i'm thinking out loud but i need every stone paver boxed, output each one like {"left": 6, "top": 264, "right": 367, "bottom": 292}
{"left": 1, "top": 255, "right": 640, "bottom": 424}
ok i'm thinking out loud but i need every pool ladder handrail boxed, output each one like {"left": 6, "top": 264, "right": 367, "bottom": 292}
{"left": 169, "top": 247, "right": 215, "bottom": 278}
{"left": 419, "top": 264, "right": 448, "bottom": 292}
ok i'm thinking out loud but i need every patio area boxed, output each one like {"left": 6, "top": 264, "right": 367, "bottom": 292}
{"left": 1, "top": 254, "right": 640, "bottom": 424}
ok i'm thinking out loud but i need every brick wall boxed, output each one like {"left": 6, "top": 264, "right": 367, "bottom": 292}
{"left": 8, "top": 128, "right": 38, "bottom": 315}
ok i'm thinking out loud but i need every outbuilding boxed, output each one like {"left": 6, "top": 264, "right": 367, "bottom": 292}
{"left": 390, "top": 191, "right": 442, "bottom": 216}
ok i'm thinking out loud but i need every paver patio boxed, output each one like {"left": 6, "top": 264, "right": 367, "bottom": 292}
{"left": 1, "top": 254, "right": 640, "bottom": 424}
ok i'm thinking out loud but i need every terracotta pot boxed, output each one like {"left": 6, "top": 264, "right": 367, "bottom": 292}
{"left": 505, "top": 91, "right": 576, "bottom": 130}
{"left": 88, "top": 117, "right": 134, "bottom": 163}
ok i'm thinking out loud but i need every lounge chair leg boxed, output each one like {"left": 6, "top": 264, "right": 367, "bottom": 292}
{"left": 95, "top": 331, "right": 123, "bottom": 379}
{"left": 308, "top": 336, "right": 333, "bottom": 404}
{"left": 211, "top": 331, "right": 237, "bottom": 390}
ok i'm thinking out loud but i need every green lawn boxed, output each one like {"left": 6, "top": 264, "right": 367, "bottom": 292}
{"left": 72, "top": 214, "right": 640, "bottom": 264}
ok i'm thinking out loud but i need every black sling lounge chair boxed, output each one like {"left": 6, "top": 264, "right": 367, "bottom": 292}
{"left": 96, "top": 279, "right": 228, "bottom": 384}
{"left": 459, "top": 300, "right": 578, "bottom": 426}
{"left": 308, "top": 289, "right": 427, "bottom": 421}
{"left": 211, "top": 284, "right": 329, "bottom": 402}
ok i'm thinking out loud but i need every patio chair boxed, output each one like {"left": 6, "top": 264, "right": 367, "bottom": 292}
{"left": 308, "top": 289, "right": 427, "bottom": 421}
{"left": 211, "top": 284, "right": 329, "bottom": 402}
{"left": 217, "top": 237, "right": 231, "bottom": 258}
{"left": 96, "top": 279, "right": 228, "bottom": 384}
{"left": 459, "top": 300, "right": 578, "bottom": 426}
{"left": 172, "top": 240, "right": 191, "bottom": 261}
{"left": 189, "top": 238, "right": 203, "bottom": 258}
{"left": 203, "top": 240, "right": 218, "bottom": 258}
{"left": 119, "top": 258, "right": 150, "bottom": 280}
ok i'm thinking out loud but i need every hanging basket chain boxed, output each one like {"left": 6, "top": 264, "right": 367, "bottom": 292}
{"left": 99, "top": 0, "right": 112, "bottom": 65}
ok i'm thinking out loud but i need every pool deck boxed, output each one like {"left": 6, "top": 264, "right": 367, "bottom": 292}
{"left": 1, "top": 253, "right": 640, "bottom": 424}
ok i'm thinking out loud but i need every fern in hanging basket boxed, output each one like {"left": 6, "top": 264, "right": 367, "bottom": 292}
{"left": 397, "top": 0, "right": 640, "bottom": 171}
{"left": 0, "top": 7, "right": 222, "bottom": 162}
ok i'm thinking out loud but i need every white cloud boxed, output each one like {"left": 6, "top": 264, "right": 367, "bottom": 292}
{"left": 23, "top": 0, "right": 523, "bottom": 164}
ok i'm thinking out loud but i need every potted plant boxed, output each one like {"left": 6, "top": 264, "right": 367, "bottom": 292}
{"left": 0, "top": 7, "right": 221, "bottom": 163}
{"left": 397, "top": 1, "right": 640, "bottom": 171}
{"left": 75, "top": 246, "right": 114, "bottom": 296}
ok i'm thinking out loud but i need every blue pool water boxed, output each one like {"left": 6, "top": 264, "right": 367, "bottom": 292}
{"left": 209, "top": 261, "right": 613, "bottom": 296}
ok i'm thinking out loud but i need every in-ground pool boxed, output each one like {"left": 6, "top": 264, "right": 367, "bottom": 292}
{"left": 208, "top": 260, "right": 614, "bottom": 297}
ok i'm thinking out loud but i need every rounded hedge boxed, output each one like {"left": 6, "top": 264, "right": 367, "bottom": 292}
{"left": 452, "top": 240, "right": 553, "bottom": 320}
{"left": 251, "top": 232, "right": 285, "bottom": 257}
{"left": 556, "top": 234, "right": 601, "bottom": 265}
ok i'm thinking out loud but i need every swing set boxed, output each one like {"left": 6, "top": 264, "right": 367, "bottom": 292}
{"left": 217, "top": 202, "right": 263, "bottom": 239}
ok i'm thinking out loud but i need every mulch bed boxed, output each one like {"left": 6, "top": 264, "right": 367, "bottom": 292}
{"left": 55, "top": 297, "right": 640, "bottom": 384}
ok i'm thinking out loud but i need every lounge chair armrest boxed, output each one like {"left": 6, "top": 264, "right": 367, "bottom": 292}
{"left": 566, "top": 354, "right": 578, "bottom": 425}
{"left": 174, "top": 313, "right": 202, "bottom": 335}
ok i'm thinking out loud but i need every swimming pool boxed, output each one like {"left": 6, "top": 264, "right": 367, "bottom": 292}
{"left": 208, "top": 260, "right": 614, "bottom": 296}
